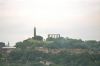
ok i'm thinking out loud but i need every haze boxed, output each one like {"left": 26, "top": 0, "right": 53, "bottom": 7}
{"left": 0, "top": 0, "right": 100, "bottom": 45}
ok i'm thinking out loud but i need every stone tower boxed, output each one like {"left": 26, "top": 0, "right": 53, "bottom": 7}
{"left": 34, "top": 27, "right": 36, "bottom": 37}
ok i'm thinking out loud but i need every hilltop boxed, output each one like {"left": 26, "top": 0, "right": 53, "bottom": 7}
{"left": 0, "top": 37, "right": 99, "bottom": 66}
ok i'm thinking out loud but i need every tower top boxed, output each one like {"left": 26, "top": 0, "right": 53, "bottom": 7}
{"left": 8, "top": 41, "right": 10, "bottom": 47}
{"left": 34, "top": 26, "right": 36, "bottom": 28}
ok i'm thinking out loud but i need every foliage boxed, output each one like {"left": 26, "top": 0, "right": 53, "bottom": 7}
{"left": 0, "top": 37, "right": 100, "bottom": 66}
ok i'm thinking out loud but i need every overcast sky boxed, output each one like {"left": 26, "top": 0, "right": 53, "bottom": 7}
{"left": 0, "top": 0, "right": 100, "bottom": 45}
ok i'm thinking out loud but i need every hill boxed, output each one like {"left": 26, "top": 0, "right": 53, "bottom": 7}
{"left": 0, "top": 37, "right": 100, "bottom": 66}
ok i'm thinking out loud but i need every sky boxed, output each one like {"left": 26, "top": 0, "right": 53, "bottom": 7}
{"left": 0, "top": 0, "right": 100, "bottom": 46}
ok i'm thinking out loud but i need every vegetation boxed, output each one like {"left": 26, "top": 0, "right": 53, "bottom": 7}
{"left": 0, "top": 37, "right": 100, "bottom": 66}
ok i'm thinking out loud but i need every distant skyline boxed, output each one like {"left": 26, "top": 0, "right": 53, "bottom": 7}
{"left": 0, "top": 0, "right": 100, "bottom": 45}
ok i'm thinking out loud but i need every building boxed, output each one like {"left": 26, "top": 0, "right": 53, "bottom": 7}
{"left": 2, "top": 47, "right": 16, "bottom": 54}
{"left": 1, "top": 42, "right": 16, "bottom": 54}
{"left": 0, "top": 42, "right": 5, "bottom": 53}
{"left": 48, "top": 34, "right": 60, "bottom": 38}
{"left": 32, "top": 27, "right": 43, "bottom": 41}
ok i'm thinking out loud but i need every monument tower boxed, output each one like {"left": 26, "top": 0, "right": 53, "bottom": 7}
{"left": 33, "top": 26, "right": 43, "bottom": 40}
{"left": 34, "top": 27, "right": 36, "bottom": 37}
